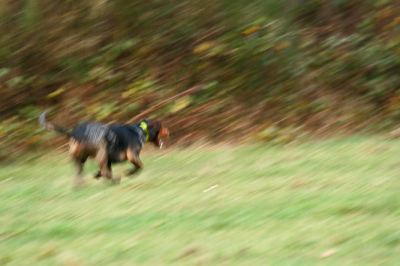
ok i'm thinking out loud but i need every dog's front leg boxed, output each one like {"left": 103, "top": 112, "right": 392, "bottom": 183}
{"left": 126, "top": 148, "right": 143, "bottom": 177}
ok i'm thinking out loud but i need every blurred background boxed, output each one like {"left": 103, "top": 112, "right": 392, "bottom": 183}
{"left": 3, "top": 2, "right": 400, "bottom": 265}
{"left": 1, "top": 0, "right": 400, "bottom": 158}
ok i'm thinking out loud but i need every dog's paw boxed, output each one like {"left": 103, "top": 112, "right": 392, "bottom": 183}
{"left": 125, "top": 168, "right": 142, "bottom": 177}
{"left": 93, "top": 171, "right": 101, "bottom": 179}
{"left": 125, "top": 169, "right": 136, "bottom": 176}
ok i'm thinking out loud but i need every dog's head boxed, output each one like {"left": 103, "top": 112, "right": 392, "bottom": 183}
{"left": 139, "top": 118, "right": 169, "bottom": 148}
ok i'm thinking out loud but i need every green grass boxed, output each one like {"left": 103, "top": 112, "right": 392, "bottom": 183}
{"left": 1, "top": 137, "right": 400, "bottom": 265}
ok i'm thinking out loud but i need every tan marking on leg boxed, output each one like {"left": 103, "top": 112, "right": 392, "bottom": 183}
{"left": 94, "top": 141, "right": 107, "bottom": 164}
{"left": 127, "top": 149, "right": 143, "bottom": 168}
{"left": 69, "top": 139, "right": 80, "bottom": 157}
{"left": 119, "top": 151, "right": 127, "bottom": 162}
{"left": 126, "top": 148, "right": 143, "bottom": 177}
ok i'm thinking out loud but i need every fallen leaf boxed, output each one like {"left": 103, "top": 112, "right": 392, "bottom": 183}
{"left": 203, "top": 184, "right": 219, "bottom": 192}
{"left": 170, "top": 96, "right": 192, "bottom": 113}
{"left": 319, "top": 249, "right": 339, "bottom": 258}
{"left": 243, "top": 26, "right": 260, "bottom": 35}
{"left": 46, "top": 88, "right": 66, "bottom": 99}
{"left": 274, "top": 41, "right": 291, "bottom": 51}
{"left": 193, "top": 42, "right": 213, "bottom": 54}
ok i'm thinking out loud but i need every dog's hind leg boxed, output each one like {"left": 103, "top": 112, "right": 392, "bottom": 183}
{"left": 74, "top": 157, "right": 86, "bottom": 186}
{"left": 126, "top": 148, "right": 143, "bottom": 176}
{"left": 94, "top": 160, "right": 110, "bottom": 179}
{"left": 95, "top": 143, "right": 120, "bottom": 184}
{"left": 99, "top": 160, "right": 120, "bottom": 184}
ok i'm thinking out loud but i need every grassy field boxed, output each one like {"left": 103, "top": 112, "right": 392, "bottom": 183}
{"left": 1, "top": 137, "right": 400, "bottom": 265}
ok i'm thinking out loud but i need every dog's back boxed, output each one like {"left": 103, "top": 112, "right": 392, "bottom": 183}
{"left": 70, "top": 123, "right": 142, "bottom": 163}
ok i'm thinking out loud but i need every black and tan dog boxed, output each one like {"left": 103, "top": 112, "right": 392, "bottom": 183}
{"left": 39, "top": 112, "right": 169, "bottom": 184}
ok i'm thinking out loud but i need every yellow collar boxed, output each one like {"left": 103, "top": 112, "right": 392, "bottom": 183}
{"left": 139, "top": 122, "right": 150, "bottom": 141}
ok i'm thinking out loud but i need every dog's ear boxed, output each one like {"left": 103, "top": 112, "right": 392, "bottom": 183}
{"left": 148, "top": 121, "right": 161, "bottom": 129}
{"left": 148, "top": 121, "right": 169, "bottom": 138}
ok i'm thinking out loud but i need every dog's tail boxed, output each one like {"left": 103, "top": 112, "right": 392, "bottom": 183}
{"left": 39, "top": 111, "right": 70, "bottom": 136}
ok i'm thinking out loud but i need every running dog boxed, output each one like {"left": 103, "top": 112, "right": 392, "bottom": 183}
{"left": 39, "top": 112, "right": 169, "bottom": 184}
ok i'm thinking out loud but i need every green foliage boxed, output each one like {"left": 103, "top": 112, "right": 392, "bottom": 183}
{"left": 1, "top": 0, "right": 400, "bottom": 155}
